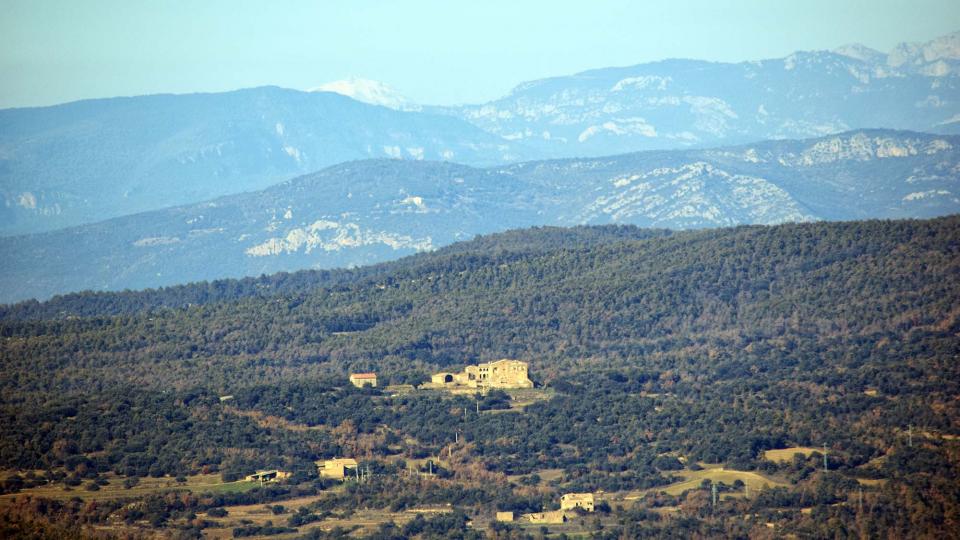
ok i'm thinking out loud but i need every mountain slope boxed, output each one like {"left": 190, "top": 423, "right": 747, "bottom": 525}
{"left": 436, "top": 31, "right": 960, "bottom": 157}
{"left": 1, "top": 130, "right": 957, "bottom": 303}
{"left": 512, "top": 129, "right": 960, "bottom": 225}
{"left": 0, "top": 86, "right": 522, "bottom": 236}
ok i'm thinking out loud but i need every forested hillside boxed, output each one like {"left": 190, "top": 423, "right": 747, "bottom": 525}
{"left": 4, "top": 129, "right": 958, "bottom": 304}
{"left": 1, "top": 217, "right": 958, "bottom": 538}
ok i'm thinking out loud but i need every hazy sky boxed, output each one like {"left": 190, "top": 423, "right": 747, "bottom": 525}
{"left": 2, "top": 0, "right": 958, "bottom": 109}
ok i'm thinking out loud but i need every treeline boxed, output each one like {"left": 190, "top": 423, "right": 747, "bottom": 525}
{"left": 0, "top": 225, "right": 667, "bottom": 321}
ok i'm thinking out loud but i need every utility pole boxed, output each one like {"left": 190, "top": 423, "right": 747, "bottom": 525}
{"left": 823, "top": 443, "right": 828, "bottom": 472}
{"left": 908, "top": 425, "right": 913, "bottom": 448}
{"left": 711, "top": 483, "right": 718, "bottom": 508}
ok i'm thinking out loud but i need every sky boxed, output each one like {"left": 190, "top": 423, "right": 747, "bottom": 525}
{"left": 1, "top": 0, "right": 959, "bottom": 109}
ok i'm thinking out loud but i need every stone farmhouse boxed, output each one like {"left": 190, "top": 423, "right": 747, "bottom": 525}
{"left": 318, "top": 458, "right": 358, "bottom": 480}
{"left": 519, "top": 492, "right": 595, "bottom": 523}
{"left": 349, "top": 372, "right": 377, "bottom": 388}
{"left": 560, "top": 492, "right": 595, "bottom": 512}
{"left": 427, "top": 359, "right": 533, "bottom": 389}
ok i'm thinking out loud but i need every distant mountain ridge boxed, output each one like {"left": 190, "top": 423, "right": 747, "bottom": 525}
{"left": 0, "top": 86, "right": 522, "bottom": 236}
{"left": 847, "top": 30, "right": 960, "bottom": 76}
{"left": 434, "top": 30, "right": 960, "bottom": 156}
{"left": 2, "top": 30, "right": 959, "bottom": 237}
{"left": 1, "top": 129, "right": 957, "bottom": 303}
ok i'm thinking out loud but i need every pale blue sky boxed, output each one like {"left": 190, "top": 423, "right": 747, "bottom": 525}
{"left": 1, "top": 0, "right": 958, "bottom": 109}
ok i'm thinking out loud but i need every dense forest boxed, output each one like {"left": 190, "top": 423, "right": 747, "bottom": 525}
{"left": 1, "top": 217, "right": 958, "bottom": 538}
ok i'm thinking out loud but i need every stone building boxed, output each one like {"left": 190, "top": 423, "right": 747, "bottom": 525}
{"left": 244, "top": 470, "right": 290, "bottom": 483}
{"left": 495, "top": 511, "right": 515, "bottom": 522}
{"left": 349, "top": 372, "right": 377, "bottom": 388}
{"left": 560, "top": 492, "right": 595, "bottom": 512}
{"left": 318, "top": 458, "right": 358, "bottom": 480}
{"left": 428, "top": 359, "right": 532, "bottom": 389}
{"left": 522, "top": 510, "right": 566, "bottom": 524}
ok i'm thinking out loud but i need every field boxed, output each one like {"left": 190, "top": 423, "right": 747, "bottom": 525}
{"left": 0, "top": 473, "right": 258, "bottom": 502}
{"left": 622, "top": 464, "right": 788, "bottom": 499}
{"left": 200, "top": 494, "right": 336, "bottom": 539}
{"left": 421, "top": 386, "right": 553, "bottom": 406}
{"left": 506, "top": 514, "right": 618, "bottom": 537}
{"left": 762, "top": 447, "right": 823, "bottom": 463}
{"left": 201, "top": 491, "right": 451, "bottom": 539}
{"left": 503, "top": 388, "right": 555, "bottom": 410}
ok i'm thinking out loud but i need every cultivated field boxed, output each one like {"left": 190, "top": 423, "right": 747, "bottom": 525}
{"left": 0, "top": 473, "right": 257, "bottom": 502}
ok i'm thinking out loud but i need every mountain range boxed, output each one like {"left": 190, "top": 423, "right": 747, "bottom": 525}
{"left": 2, "top": 31, "right": 959, "bottom": 237}
{"left": 434, "top": 31, "right": 960, "bottom": 157}
{"left": 1, "top": 129, "right": 957, "bottom": 303}
{"left": 0, "top": 87, "right": 522, "bottom": 236}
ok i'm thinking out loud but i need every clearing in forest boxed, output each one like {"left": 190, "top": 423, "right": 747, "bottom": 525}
{"left": 623, "top": 464, "right": 788, "bottom": 499}
{"left": 762, "top": 447, "right": 822, "bottom": 463}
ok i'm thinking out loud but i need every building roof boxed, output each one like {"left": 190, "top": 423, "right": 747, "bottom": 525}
{"left": 324, "top": 458, "right": 358, "bottom": 467}
{"left": 487, "top": 359, "right": 526, "bottom": 366}
{"left": 561, "top": 492, "right": 594, "bottom": 501}
{"left": 350, "top": 373, "right": 377, "bottom": 379}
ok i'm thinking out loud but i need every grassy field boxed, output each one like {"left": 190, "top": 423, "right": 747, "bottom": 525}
{"left": 507, "top": 468, "right": 565, "bottom": 487}
{"left": 622, "top": 464, "right": 788, "bottom": 499}
{"left": 384, "top": 384, "right": 416, "bottom": 395}
{"left": 856, "top": 478, "right": 887, "bottom": 487}
{"left": 201, "top": 492, "right": 450, "bottom": 540}
{"left": 420, "top": 386, "right": 553, "bottom": 409}
{"left": 502, "top": 512, "right": 618, "bottom": 538}
{"left": 504, "top": 388, "right": 555, "bottom": 410}
{"left": 0, "top": 473, "right": 258, "bottom": 502}
{"left": 200, "top": 493, "right": 333, "bottom": 539}
{"left": 762, "top": 447, "right": 822, "bottom": 463}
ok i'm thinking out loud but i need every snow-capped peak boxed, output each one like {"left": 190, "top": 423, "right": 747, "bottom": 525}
{"left": 310, "top": 77, "right": 419, "bottom": 111}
